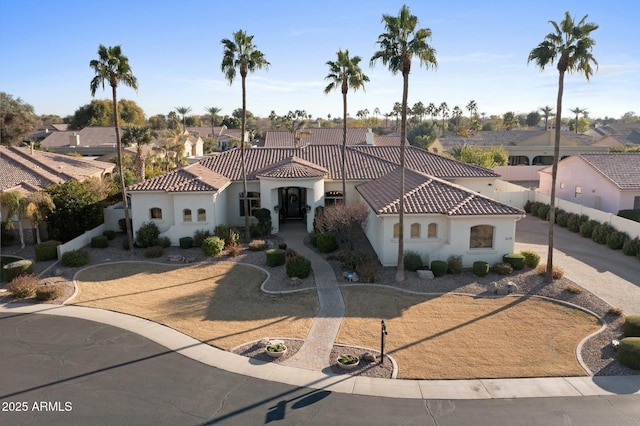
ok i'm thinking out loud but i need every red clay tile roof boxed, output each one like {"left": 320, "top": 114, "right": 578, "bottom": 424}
{"left": 128, "top": 163, "right": 230, "bottom": 193}
{"left": 264, "top": 128, "right": 370, "bottom": 147}
{"left": 255, "top": 156, "right": 328, "bottom": 178}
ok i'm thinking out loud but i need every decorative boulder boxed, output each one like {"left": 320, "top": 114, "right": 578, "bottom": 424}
{"left": 496, "top": 286, "right": 509, "bottom": 295}
{"left": 289, "top": 277, "right": 303, "bottom": 287}
{"left": 362, "top": 352, "right": 377, "bottom": 362}
{"left": 507, "top": 281, "right": 518, "bottom": 294}
{"left": 417, "top": 270, "right": 435, "bottom": 280}
{"left": 487, "top": 282, "right": 498, "bottom": 293}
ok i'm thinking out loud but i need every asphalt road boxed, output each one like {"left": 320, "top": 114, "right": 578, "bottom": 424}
{"left": 1, "top": 312, "right": 639, "bottom": 425}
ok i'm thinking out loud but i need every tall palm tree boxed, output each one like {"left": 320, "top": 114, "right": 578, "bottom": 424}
{"left": 439, "top": 102, "right": 449, "bottom": 131}
{"left": 122, "top": 126, "right": 155, "bottom": 182}
{"left": 466, "top": 100, "right": 477, "bottom": 121}
{"left": 90, "top": 44, "right": 138, "bottom": 252}
{"left": 175, "top": 106, "right": 191, "bottom": 131}
{"left": 221, "top": 29, "right": 269, "bottom": 242}
{"left": 204, "top": 106, "right": 222, "bottom": 139}
{"left": 371, "top": 4, "right": 437, "bottom": 282}
{"left": 539, "top": 105, "right": 555, "bottom": 129}
{"left": 528, "top": 11, "right": 598, "bottom": 283}
{"left": 570, "top": 106, "right": 588, "bottom": 133}
{"left": 324, "top": 49, "right": 369, "bottom": 202}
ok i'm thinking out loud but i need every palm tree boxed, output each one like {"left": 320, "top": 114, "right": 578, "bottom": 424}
{"left": 528, "top": 11, "right": 598, "bottom": 283}
{"left": 371, "top": 4, "right": 437, "bottom": 282}
{"left": 539, "top": 105, "right": 555, "bottom": 129}
{"left": 221, "top": 29, "right": 269, "bottom": 243}
{"left": 570, "top": 106, "right": 588, "bottom": 133}
{"left": 466, "top": 100, "right": 477, "bottom": 121}
{"left": 439, "top": 102, "right": 449, "bottom": 132}
{"left": 452, "top": 105, "right": 463, "bottom": 128}
{"left": 90, "top": 44, "right": 138, "bottom": 252}
{"left": 175, "top": 106, "right": 191, "bottom": 131}
{"left": 204, "top": 106, "right": 222, "bottom": 138}
{"left": 373, "top": 107, "right": 381, "bottom": 123}
{"left": 122, "top": 126, "right": 155, "bottom": 182}
{"left": 324, "top": 49, "right": 370, "bottom": 202}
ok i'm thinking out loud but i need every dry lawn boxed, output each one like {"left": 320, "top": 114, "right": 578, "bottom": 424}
{"left": 71, "top": 262, "right": 318, "bottom": 349}
{"left": 338, "top": 286, "right": 601, "bottom": 380}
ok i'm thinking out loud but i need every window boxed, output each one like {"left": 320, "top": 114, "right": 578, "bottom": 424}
{"left": 393, "top": 223, "right": 400, "bottom": 239}
{"left": 410, "top": 223, "right": 420, "bottom": 238}
{"left": 183, "top": 209, "right": 192, "bottom": 222}
{"left": 324, "top": 191, "right": 344, "bottom": 207}
{"left": 427, "top": 223, "right": 438, "bottom": 238}
{"left": 575, "top": 186, "right": 582, "bottom": 198}
{"left": 239, "top": 192, "right": 261, "bottom": 217}
{"left": 150, "top": 207, "right": 162, "bottom": 220}
{"left": 470, "top": 225, "right": 494, "bottom": 249}
{"left": 197, "top": 208, "right": 206, "bottom": 222}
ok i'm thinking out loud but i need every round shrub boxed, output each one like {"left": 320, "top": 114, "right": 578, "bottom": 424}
{"left": 341, "top": 251, "right": 366, "bottom": 271}
{"left": 447, "top": 255, "right": 463, "bottom": 274}
{"left": 403, "top": 251, "right": 423, "bottom": 272}
{"left": 3, "top": 259, "right": 35, "bottom": 282}
{"left": 316, "top": 232, "right": 337, "bottom": 253}
{"left": 579, "top": 220, "right": 599, "bottom": 238}
{"left": 309, "top": 232, "right": 319, "bottom": 247}
{"left": 624, "top": 315, "right": 640, "bottom": 337}
{"left": 592, "top": 223, "right": 614, "bottom": 245}
{"left": 266, "top": 248, "right": 286, "bottom": 267}
{"left": 102, "top": 230, "right": 116, "bottom": 240}
{"left": 248, "top": 239, "right": 267, "bottom": 251}
{"left": 566, "top": 213, "right": 581, "bottom": 233}
{"left": 7, "top": 274, "right": 39, "bottom": 298}
{"left": 34, "top": 240, "right": 61, "bottom": 261}
{"left": 430, "top": 260, "right": 448, "bottom": 277}
{"left": 556, "top": 210, "right": 569, "bottom": 227}
{"left": 473, "top": 261, "right": 490, "bottom": 277}
{"left": 145, "top": 245, "right": 164, "bottom": 258}
{"left": 91, "top": 235, "right": 109, "bottom": 248}
{"left": 606, "top": 231, "right": 628, "bottom": 251}
{"left": 61, "top": 249, "right": 90, "bottom": 267}
{"left": 193, "top": 229, "right": 212, "bottom": 248}
{"left": 617, "top": 337, "right": 640, "bottom": 371}
{"left": 502, "top": 253, "right": 525, "bottom": 270}
{"left": 538, "top": 204, "right": 551, "bottom": 221}
{"left": 136, "top": 221, "right": 160, "bottom": 248}
{"left": 179, "top": 236, "right": 194, "bottom": 249}
{"left": 35, "top": 285, "right": 62, "bottom": 301}
{"left": 355, "top": 259, "right": 378, "bottom": 283}
{"left": 622, "top": 237, "right": 640, "bottom": 257}
{"left": 201, "top": 236, "right": 225, "bottom": 257}
{"left": 520, "top": 250, "right": 540, "bottom": 268}
{"left": 493, "top": 262, "right": 513, "bottom": 275}
{"left": 286, "top": 255, "right": 312, "bottom": 278}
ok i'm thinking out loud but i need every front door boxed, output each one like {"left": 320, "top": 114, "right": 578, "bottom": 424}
{"left": 279, "top": 187, "right": 306, "bottom": 220}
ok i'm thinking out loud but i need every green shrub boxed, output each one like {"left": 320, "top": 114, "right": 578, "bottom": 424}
{"left": 566, "top": 213, "right": 581, "bottom": 233}
{"left": 91, "top": 235, "right": 109, "bottom": 248}
{"left": 624, "top": 315, "right": 640, "bottom": 337}
{"left": 556, "top": 210, "right": 569, "bottom": 227}
{"left": 523, "top": 200, "right": 533, "bottom": 213}
{"left": 251, "top": 208, "right": 272, "bottom": 237}
{"left": 341, "top": 251, "right": 366, "bottom": 271}
{"left": 520, "top": 250, "right": 541, "bottom": 268}
{"left": 61, "top": 249, "right": 90, "bottom": 267}
{"left": 193, "top": 229, "right": 212, "bottom": 248}
{"left": 538, "top": 204, "right": 551, "bottom": 221}
{"left": 254, "top": 208, "right": 271, "bottom": 223}
{"left": 617, "top": 337, "right": 640, "bottom": 370}
{"left": 607, "top": 231, "right": 628, "bottom": 251}
{"left": 622, "top": 237, "right": 640, "bottom": 257}
{"left": 493, "top": 262, "right": 513, "bottom": 275}
{"left": 430, "top": 260, "right": 448, "bottom": 277}
{"left": 201, "top": 236, "right": 225, "bottom": 257}
{"left": 403, "top": 251, "right": 423, "bottom": 272}
{"left": 579, "top": 220, "right": 599, "bottom": 238}
{"left": 266, "top": 248, "right": 286, "bottom": 267}
{"left": 3, "top": 259, "right": 35, "bottom": 282}
{"left": 529, "top": 201, "right": 541, "bottom": 217}
{"left": 248, "top": 239, "right": 267, "bottom": 251}
{"left": 154, "top": 236, "right": 171, "bottom": 248}
{"left": 34, "top": 240, "right": 60, "bottom": 261}
{"left": 35, "top": 285, "right": 62, "bottom": 301}
{"left": 145, "top": 246, "right": 164, "bottom": 258}
{"left": 286, "top": 256, "right": 312, "bottom": 278}
{"left": 214, "top": 224, "right": 240, "bottom": 247}
{"left": 316, "top": 232, "right": 338, "bottom": 253}
{"left": 136, "top": 221, "right": 160, "bottom": 248}
{"left": 179, "top": 236, "right": 193, "bottom": 249}
{"left": 447, "top": 255, "right": 463, "bottom": 274}
{"left": 7, "top": 274, "right": 38, "bottom": 298}
{"left": 592, "top": 223, "right": 614, "bottom": 245}
{"left": 356, "top": 259, "right": 378, "bottom": 283}
{"left": 102, "top": 230, "right": 116, "bottom": 240}
{"left": 473, "top": 261, "right": 490, "bottom": 277}
{"left": 309, "top": 232, "right": 319, "bottom": 247}
{"left": 502, "top": 253, "right": 525, "bottom": 270}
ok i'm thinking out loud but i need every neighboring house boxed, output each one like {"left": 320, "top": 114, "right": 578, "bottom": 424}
{"left": 264, "top": 128, "right": 402, "bottom": 148}
{"left": 25, "top": 123, "right": 69, "bottom": 143}
{"left": 186, "top": 126, "right": 247, "bottom": 151}
{"left": 591, "top": 123, "right": 640, "bottom": 149}
{"left": 538, "top": 153, "right": 640, "bottom": 214}
{"left": 127, "top": 144, "right": 524, "bottom": 267}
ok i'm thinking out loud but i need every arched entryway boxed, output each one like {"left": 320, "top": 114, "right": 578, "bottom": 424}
{"left": 278, "top": 187, "right": 308, "bottom": 220}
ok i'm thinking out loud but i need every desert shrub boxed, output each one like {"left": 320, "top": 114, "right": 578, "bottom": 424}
{"left": 7, "top": 274, "right": 39, "bottom": 298}
{"left": 403, "top": 251, "right": 423, "bottom": 272}
{"left": 502, "top": 253, "right": 525, "bottom": 270}
{"left": 579, "top": 220, "right": 599, "bottom": 238}
{"left": 286, "top": 248, "right": 298, "bottom": 258}
{"left": 592, "top": 223, "right": 614, "bottom": 245}
{"left": 622, "top": 237, "right": 640, "bottom": 257}
{"left": 91, "top": 235, "right": 109, "bottom": 248}
{"left": 529, "top": 201, "right": 542, "bottom": 217}
{"left": 179, "top": 236, "right": 193, "bottom": 249}
{"left": 493, "top": 262, "right": 513, "bottom": 275}
{"left": 340, "top": 251, "right": 366, "bottom": 271}
{"left": 356, "top": 259, "right": 378, "bottom": 283}
{"left": 35, "top": 285, "right": 62, "bottom": 301}
{"left": 286, "top": 256, "right": 312, "bottom": 278}
{"left": 565, "top": 284, "right": 583, "bottom": 294}
{"left": 472, "top": 261, "right": 490, "bottom": 277}
{"left": 102, "top": 230, "right": 116, "bottom": 240}
{"left": 316, "top": 232, "right": 338, "bottom": 253}
{"left": 608, "top": 307, "right": 624, "bottom": 317}
{"left": 309, "top": 232, "right": 319, "bottom": 247}
{"left": 144, "top": 246, "right": 163, "bottom": 258}
{"left": 536, "top": 263, "right": 564, "bottom": 279}
{"left": 520, "top": 250, "right": 541, "bottom": 268}
{"left": 201, "top": 236, "right": 225, "bottom": 257}
{"left": 215, "top": 224, "right": 240, "bottom": 248}
{"left": 624, "top": 315, "right": 640, "bottom": 337}
{"left": 447, "top": 255, "right": 463, "bottom": 274}
{"left": 34, "top": 240, "right": 61, "bottom": 261}
{"left": 538, "top": 204, "right": 551, "bottom": 221}
{"left": 430, "top": 260, "right": 448, "bottom": 277}
{"left": 193, "top": 229, "right": 212, "bottom": 248}
{"left": 61, "top": 249, "right": 90, "bottom": 267}
{"left": 617, "top": 338, "right": 640, "bottom": 370}
{"left": 154, "top": 236, "right": 171, "bottom": 248}
{"left": 227, "top": 244, "right": 243, "bottom": 257}
{"left": 266, "top": 249, "right": 286, "bottom": 267}
{"left": 607, "top": 231, "right": 628, "bottom": 251}
{"left": 248, "top": 239, "right": 267, "bottom": 251}
{"left": 314, "top": 202, "right": 368, "bottom": 249}
{"left": 3, "top": 259, "right": 35, "bottom": 282}
{"left": 555, "top": 210, "right": 569, "bottom": 227}
{"left": 136, "top": 221, "right": 160, "bottom": 248}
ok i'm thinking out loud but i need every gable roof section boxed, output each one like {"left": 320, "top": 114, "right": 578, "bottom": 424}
{"left": 255, "top": 156, "right": 328, "bottom": 178}
{"left": 127, "top": 163, "right": 230, "bottom": 193}
{"left": 264, "top": 128, "right": 370, "bottom": 147}
{"left": 578, "top": 153, "right": 640, "bottom": 190}
{"left": 356, "top": 168, "right": 523, "bottom": 216}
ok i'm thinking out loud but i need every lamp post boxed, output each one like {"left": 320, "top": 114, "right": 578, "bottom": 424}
{"left": 380, "top": 319, "right": 388, "bottom": 364}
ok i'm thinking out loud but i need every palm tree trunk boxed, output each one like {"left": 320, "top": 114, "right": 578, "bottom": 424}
{"left": 113, "top": 86, "right": 134, "bottom": 253}
{"left": 342, "top": 90, "right": 348, "bottom": 202}
{"left": 396, "top": 73, "right": 409, "bottom": 282}
{"left": 546, "top": 71, "right": 564, "bottom": 283}
{"left": 241, "top": 75, "right": 250, "bottom": 243}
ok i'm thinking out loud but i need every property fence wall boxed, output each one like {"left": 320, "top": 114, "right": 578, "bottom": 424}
{"left": 493, "top": 165, "right": 546, "bottom": 182}
{"left": 104, "top": 202, "right": 127, "bottom": 232}
{"left": 56, "top": 224, "right": 106, "bottom": 258}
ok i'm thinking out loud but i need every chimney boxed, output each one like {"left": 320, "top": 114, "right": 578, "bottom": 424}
{"left": 366, "top": 129, "right": 374, "bottom": 145}
{"left": 69, "top": 133, "right": 80, "bottom": 146}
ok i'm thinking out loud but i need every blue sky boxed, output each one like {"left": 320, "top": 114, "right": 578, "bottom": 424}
{"left": 1, "top": 0, "right": 638, "bottom": 122}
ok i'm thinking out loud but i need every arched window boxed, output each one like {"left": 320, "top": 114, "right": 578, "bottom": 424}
{"left": 410, "top": 223, "right": 420, "bottom": 238}
{"left": 239, "top": 192, "right": 261, "bottom": 217}
{"left": 427, "top": 223, "right": 438, "bottom": 238}
{"left": 183, "top": 209, "right": 192, "bottom": 222}
{"left": 324, "top": 191, "right": 344, "bottom": 207}
{"left": 197, "top": 208, "right": 206, "bottom": 222}
{"left": 150, "top": 207, "right": 162, "bottom": 220}
{"left": 470, "top": 225, "right": 494, "bottom": 249}
{"left": 393, "top": 223, "right": 400, "bottom": 239}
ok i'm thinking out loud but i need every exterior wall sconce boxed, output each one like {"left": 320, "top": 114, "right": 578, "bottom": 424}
{"left": 305, "top": 204, "right": 311, "bottom": 212}
{"left": 274, "top": 205, "right": 280, "bottom": 213}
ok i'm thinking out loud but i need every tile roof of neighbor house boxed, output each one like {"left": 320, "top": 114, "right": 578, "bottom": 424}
{"left": 356, "top": 168, "right": 523, "bottom": 216}
{"left": 40, "top": 126, "right": 119, "bottom": 149}
{"left": 0, "top": 146, "right": 115, "bottom": 194}
{"left": 437, "top": 129, "right": 593, "bottom": 148}
{"left": 372, "top": 135, "right": 402, "bottom": 147}
{"left": 127, "top": 163, "right": 230, "bottom": 193}
{"left": 264, "top": 128, "right": 371, "bottom": 147}
{"left": 578, "top": 153, "right": 640, "bottom": 190}
{"left": 186, "top": 126, "right": 243, "bottom": 140}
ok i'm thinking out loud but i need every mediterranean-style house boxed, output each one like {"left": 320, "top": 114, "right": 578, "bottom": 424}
{"left": 127, "top": 144, "right": 524, "bottom": 267}
{"left": 538, "top": 153, "right": 640, "bottom": 215}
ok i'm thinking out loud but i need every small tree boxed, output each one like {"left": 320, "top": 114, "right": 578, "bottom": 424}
{"left": 314, "top": 203, "right": 368, "bottom": 249}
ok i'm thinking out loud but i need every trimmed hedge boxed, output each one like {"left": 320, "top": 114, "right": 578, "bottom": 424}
{"left": 266, "top": 249, "right": 286, "bottom": 267}
{"left": 607, "top": 231, "right": 628, "bottom": 251}
{"left": 430, "top": 260, "right": 448, "bottom": 277}
{"left": 3, "top": 259, "right": 35, "bottom": 282}
{"left": 91, "top": 235, "right": 109, "bottom": 248}
{"left": 503, "top": 253, "right": 525, "bottom": 270}
{"left": 61, "top": 249, "right": 90, "bottom": 267}
{"left": 179, "top": 236, "right": 194, "bottom": 249}
{"left": 286, "top": 256, "right": 312, "bottom": 278}
{"left": 316, "top": 232, "right": 338, "bottom": 253}
{"left": 473, "top": 261, "right": 490, "bottom": 277}
{"left": 102, "top": 230, "right": 116, "bottom": 240}
{"left": 579, "top": 220, "right": 599, "bottom": 238}
{"left": 34, "top": 240, "right": 60, "bottom": 261}
{"left": 520, "top": 250, "right": 540, "bottom": 268}
{"left": 624, "top": 315, "right": 640, "bottom": 337}
{"left": 618, "top": 337, "right": 640, "bottom": 371}
{"left": 622, "top": 237, "right": 640, "bottom": 257}
{"left": 201, "top": 236, "right": 225, "bottom": 257}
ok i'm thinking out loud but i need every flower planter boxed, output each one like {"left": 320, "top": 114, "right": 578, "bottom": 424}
{"left": 337, "top": 355, "right": 360, "bottom": 370}
{"left": 265, "top": 344, "right": 287, "bottom": 358}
